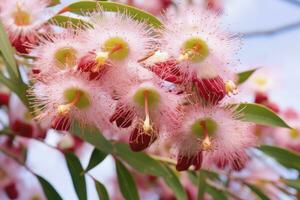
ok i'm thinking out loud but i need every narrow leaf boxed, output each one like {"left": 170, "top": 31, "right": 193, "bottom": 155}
{"left": 206, "top": 185, "right": 228, "bottom": 200}
{"left": 237, "top": 68, "right": 257, "bottom": 84}
{"left": 236, "top": 103, "right": 290, "bottom": 128}
{"left": 0, "top": 20, "right": 19, "bottom": 79}
{"left": 65, "top": 153, "right": 87, "bottom": 200}
{"left": 36, "top": 175, "right": 63, "bottom": 200}
{"left": 70, "top": 122, "right": 113, "bottom": 154}
{"left": 162, "top": 165, "right": 187, "bottom": 200}
{"left": 197, "top": 171, "right": 206, "bottom": 200}
{"left": 114, "top": 143, "right": 166, "bottom": 177}
{"left": 49, "top": 15, "right": 93, "bottom": 29}
{"left": 259, "top": 145, "right": 300, "bottom": 170}
{"left": 85, "top": 148, "right": 107, "bottom": 172}
{"left": 246, "top": 184, "right": 270, "bottom": 200}
{"left": 59, "top": 1, "right": 163, "bottom": 28}
{"left": 94, "top": 180, "right": 110, "bottom": 200}
{"left": 115, "top": 160, "right": 139, "bottom": 200}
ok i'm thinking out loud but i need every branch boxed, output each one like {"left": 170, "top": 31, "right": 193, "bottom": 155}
{"left": 242, "top": 21, "right": 300, "bottom": 38}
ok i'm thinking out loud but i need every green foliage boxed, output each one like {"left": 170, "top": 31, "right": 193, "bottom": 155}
{"left": 65, "top": 153, "right": 87, "bottom": 200}
{"left": 236, "top": 103, "right": 290, "bottom": 128}
{"left": 259, "top": 145, "right": 300, "bottom": 170}
{"left": 49, "top": 15, "right": 93, "bottom": 29}
{"left": 206, "top": 185, "right": 228, "bottom": 200}
{"left": 59, "top": 1, "right": 163, "bottom": 28}
{"left": 237, "top": 68, "right": 257, "bottom": 84}
{"left": 0, "top": 20, "right": 19, "bottom": 79}
{"left": 162, "top": 165, "right": 188, "bottom": 200}
{"left": 197, "top": 171, "right": 206, "bottom": 200}
{"left": 85, "top": 148, "right": 107, "bottom": 172}
{"left": 94, "top": 180, "right": 110, "bottom": 200}
{"left": 70, "top": 122, "right": 114, "bottom": 154}
{"left": 115, "top": 159, "right": 139, "bottom": 200}
{"left": 36, "top": 175, "right": 63, "bottom": 200}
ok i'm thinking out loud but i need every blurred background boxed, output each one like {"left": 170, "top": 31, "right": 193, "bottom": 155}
{"left": 3, "top": 0, "right": 300, "bottom": 199}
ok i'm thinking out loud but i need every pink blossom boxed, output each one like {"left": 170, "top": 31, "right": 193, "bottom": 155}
{"left": 0, "top": 0, "right": 52, "bottom": 54}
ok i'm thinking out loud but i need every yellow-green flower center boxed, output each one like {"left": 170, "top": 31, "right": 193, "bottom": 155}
{"left": 54, "top": 47, "right": 77, "bottom": 69}
{"left": 181, "top": 37, "right": 209, "bottom": 62}
{"left": 133, "top": 88, "right": 160, "bottom": 108}
{"left": 102, "top": 37, "right": 129, "bottom": 60}
{"left": 13, "top": 6, "right": 31, "bottom": 26}
{"left": 63, "top": 88, "right": 90, "bottom": 109}
{"left": 191, "top": 117, "right": 218, "bottom": 139}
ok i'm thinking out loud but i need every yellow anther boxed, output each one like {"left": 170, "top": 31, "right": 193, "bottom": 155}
{"left": 202, "top": 136, "right": 212, "bottom": 151}
{"left": 143, "top": 114, "right": 152, "bottom": 133}
{"left": 57, "top": 104, "right": 71, "bottom": 115}
{"left": 225, "top": 80, "right": 238, "bottom": 95}
{"left": 95, "top": 51, "right": 109, "bottom": 66}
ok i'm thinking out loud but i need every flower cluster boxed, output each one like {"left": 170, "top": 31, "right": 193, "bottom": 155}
{"left": 26, "top": 5, "right": 256, "bottom": 172}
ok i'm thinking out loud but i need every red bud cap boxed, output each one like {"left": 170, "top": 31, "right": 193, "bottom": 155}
{"left": 78, "top": 53, "right": 108, "bottom": 80}
{"left": 110, "top": 104, "right": 134, "bottom": 128}
{"left": 51, "top": 115, "right": 71, "bottom": 131}
{"left": 254, "top": 92, "right": 268, "bottom": 104}
{"left": 150, "top": 60, "right": 184, "bottom": 84}
{"left": 232, "top": 157, "right": 246, "bottom": 171}
{"left": 193, "top": 76, "right": 226, "bottom": 105}
{"left": 11, "top": 36, "right": 30, "bottom": 54}
{"left": 0, "top": 92, "right": 9, "bottom": 106}
{"left": 129, "top": 126, "right": 157, "bottom": 152}
{"left": 176, "top": 151, "right": 203, "bottom": 171}
{"left": 4, "top": 182, "right": 19, "bottom": 199}
{"left": 10, "top": 120, "right": 33, "bottom": 138}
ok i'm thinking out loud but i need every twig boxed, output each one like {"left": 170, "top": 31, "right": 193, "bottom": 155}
{"left": 150, "top": 154, "right": 177, "bottom": 165}
{"left": 242, "top": 21, "right": 300, "bottom": 38}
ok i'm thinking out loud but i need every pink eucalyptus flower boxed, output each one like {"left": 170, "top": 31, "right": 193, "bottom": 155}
{"left": 77, "top": 12, "right": 158, "bottom": 79}
{"left": 30, "top": 29, "right": 86, "bottom": 75}
{"left": 110, "top": 80, "right": 182, "bottom": 151}
{"left": 29, "top": 71, "right": 113, "bottom": 132}
{"left": 173, "top": 105, "right": 255, "bottom": 171}
{"left": 0, "top": 0, "right": 52, "bottom": 54}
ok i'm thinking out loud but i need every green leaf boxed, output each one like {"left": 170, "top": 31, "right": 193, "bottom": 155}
{"left": 246, "top": 184, "right": 270, "bottom": 200}
{"left": 70, "top": 122, "right": 113, "bottom": 154}
{"left": 115, "top": 159, "right": 139, "bottom": 200}
{"left": 197, "top": 171, "right": 206, "bottom": 200}
{"left": 0, "top": 20, "right": 19, "bottom": 79}
{"left": 258, "top": 145, "right": 300, "bottom": 170}
{"left": 237, "top": 68, "right": 257, "bottom": 85}
{"left": 162, "top": 165, "right": 187, "bottom": 200}
{"left": 236, "top": 103, "right": 290, "bottom": 128}
{"left": 48, "top": 0, "right": 61, "bottom": 7}
{"left": 59, "top": 1, "right": 163, "bottom": 28}
{"left": 94, "top": 180, "right": 110, "bottom": 200}
{"left": 114, "top": 143, "right": 166, "bottom": 177}
{"left": 283, "top": 179, "right": 300, "bottom": 191}
{"left": 49, "top": 15, "right": 93, "bottom": 29}
{"left": 36, "top": 175, "right": 63, "bottom": 200}
{"left": 206, "top": 185, "right": 228, "bottom": 200}
{"left": 85, "top": 148, "right": 107, "bottom": 172}
{"left": 65, "top": 153, "right": 87, "bottom": 200}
